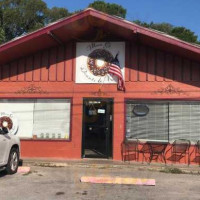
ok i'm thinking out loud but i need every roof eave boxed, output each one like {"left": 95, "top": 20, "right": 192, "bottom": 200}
{"left": 0, "top": 8, "right": 200, "bottom": 64}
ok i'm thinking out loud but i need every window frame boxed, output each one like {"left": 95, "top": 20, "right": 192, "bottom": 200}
{"left": 125, "top": 99, "right": 200, "bottom": 143}
{"left": 0, "top": 98, "right": 73, "bottom": 142}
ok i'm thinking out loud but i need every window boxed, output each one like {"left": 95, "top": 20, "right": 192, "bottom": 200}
{"left": 33, "top": 99, "right": 71, "bottom": 139}
{"left": 169, "top": 103, "right": 200, "bottom": 141}
{"left": 126, "top": 101, "right": 200, "bottom": 142}
{"left": 126, "top": 102, "right": 168, "bottom": 141}
{"left": 0, "top": 99, "right": 34, "bottom": 138}
{"left": 0, "top": 99, "right": 71, "bottom": 140}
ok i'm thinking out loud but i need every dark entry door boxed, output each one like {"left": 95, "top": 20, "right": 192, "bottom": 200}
{"left": 82, "top": 98, "right": 113, "bottom": 158}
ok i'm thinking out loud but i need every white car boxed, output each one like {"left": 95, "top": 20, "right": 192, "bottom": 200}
{"left": 0, "top": 127, "right": 20, "bottom": 174}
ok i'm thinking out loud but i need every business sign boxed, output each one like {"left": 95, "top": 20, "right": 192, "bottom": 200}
{"left": 76, "top": 42, "right": 125, "bottom": 84}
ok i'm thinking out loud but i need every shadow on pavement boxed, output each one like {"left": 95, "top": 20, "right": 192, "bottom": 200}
{"left": 19, "top": 159, "right": 23, "bottom": 166}
{"left": 0, "top": 159, "right": 23, "bottom": 178}
{"left": 0, "top": 170, "right": 7, "bottom": 178}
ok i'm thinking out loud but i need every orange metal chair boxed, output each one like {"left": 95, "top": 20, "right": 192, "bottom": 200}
{"left": 195, "top": 140, "right": 200, "bottom": 166}
{"left": 137, "top": 142, "right": 152, "bottom": 164}
{"left": 148, "top": 143, "right": 168, "bottom": 164}
{"left": 121, "top": 139, "right": 139, "bottom": 162}
{"left": 171, "top": 139, "right": 191, "bottom": 166}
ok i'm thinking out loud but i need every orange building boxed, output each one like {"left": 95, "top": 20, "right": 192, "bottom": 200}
{"left": 0, "top": 9, "right": 200, "bottom": 165}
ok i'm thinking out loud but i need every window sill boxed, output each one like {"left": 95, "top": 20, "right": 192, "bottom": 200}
{"left": 20, "top": 138, "right": 71, "bottom": 142}
{"left": 126, "top": 138, "right": 169, "bottom": 144}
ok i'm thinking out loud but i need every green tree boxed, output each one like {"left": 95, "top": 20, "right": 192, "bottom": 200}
{"left": 0, "top": 0, "right": 47, "bottom": 41}
{"left": 46, "top": 7, "right": 71, "bottom": 23}
{"left": 134, "top": 20, "right": 199, "bottom": 44}
{"left": 0, "top": 27, "right": 5, "bottom": 44}
{"left": 134, "top": 21, "right": 173, "bottom": 34}
{"left": 88, "top": 0, "right": 126, "bottom": 18}
{"left": 150, "top": 23, "right": 173, "bottom": 34}
{"left": 171, "top": 26, "right": 198, "bottom": 43}
{"left": 0, "top": 7, "right": 5, "bottom": 44}
{"left": 0, "top": 0, "right": 199, "bottom": 46}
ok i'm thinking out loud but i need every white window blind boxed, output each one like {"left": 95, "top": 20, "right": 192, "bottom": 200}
{"left": 33, "top": 99, "right": 71, "bottom": 139}
{"left": 169, "top": 103, "right": 200, "bottom": 141}
{"left": 126, "top": 103, "right": 168, "bottom": 141}
{"left": 0, "top": 99, "right": 71, "bottom": 140}
{"left": 126, "top": 101, "right": 200, "bottom": 142}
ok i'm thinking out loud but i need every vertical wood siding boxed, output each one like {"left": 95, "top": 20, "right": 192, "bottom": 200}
{"left": 127, "top": 42, "right": 200, "bottom": 82}
{"left": 2, "top": 41, "right": 200, "bottom": 83}
{"left": 0, "top": 42, "right": 74, "bottom": 82}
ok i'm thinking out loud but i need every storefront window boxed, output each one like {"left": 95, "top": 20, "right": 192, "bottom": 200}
{"left": 126, "top": 102, "right": 168, "bottom": 141}
{"left": 33, "top": 99, "right": 71, "bottom": 140}
{"left": 126, "top": 101, "right": 200, "bottom": 142}
{"left": 0, "top": 99, "right": 71, "bottom": 140}
{"left": 169, "top": 103, "right": 200, "bottom": 141}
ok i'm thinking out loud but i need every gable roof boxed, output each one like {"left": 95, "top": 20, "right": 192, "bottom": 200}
{"left": 1, "top": 8, "right": 200, "bottom": 65}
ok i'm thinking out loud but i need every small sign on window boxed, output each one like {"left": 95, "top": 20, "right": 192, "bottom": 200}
{"left": 98, "top": 109, "right": 105, "bottom": 114}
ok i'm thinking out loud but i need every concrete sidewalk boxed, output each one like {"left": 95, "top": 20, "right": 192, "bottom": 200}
{"left": 1, "top": 159, "right": 200, "bottom": 200}
{"left": 22, "top": 158, "right": 200, "bottom": 175}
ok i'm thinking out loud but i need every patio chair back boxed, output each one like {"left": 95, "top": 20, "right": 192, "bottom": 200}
{"left": 171, "top": 139, "right": 191, "bottom": 165}
{"left": 126, "top": 139, "right": 138, "bottom": 151}
{"left": 121, "top": 139, "right": 139, "bottom": 162}
{"left": 172, "top": 139, "right": 190, "bottom": 153}
{"left": 196, "top": 140, "right": 200, "bottom": 154}
{"left": 150, "top": 144, "right": 167, "bottom": 154}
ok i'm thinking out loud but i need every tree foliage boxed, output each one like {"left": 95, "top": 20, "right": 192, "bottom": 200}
{"left": 0, "top": 27, "right": 5, "bottom": 43}
{"left": 0, "top": 0, "right": 47, "bottom": 41}
{"left": 134, "top": 20, "right": 199, "bottom": 44}
{"left": 88, "top": 0, "right": 126, "bottom": 18}
{"left": 171, "top": 27, "right": 198, "bottom": 43}
{"left": 0, "top": 7, "right": 5, "bottom": 43}
{"left": 0, "top": 0, "right": 72, "bottom": 43}
{"left": 45, "top": 7, "right": 71, "bottom": 23}
{"left": 0, "top": 0, "right": 199, "bottom": 45}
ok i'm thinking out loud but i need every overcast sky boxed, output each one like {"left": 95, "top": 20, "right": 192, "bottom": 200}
{"left": 43, "top": 0, "right": 200, "bottom": 39}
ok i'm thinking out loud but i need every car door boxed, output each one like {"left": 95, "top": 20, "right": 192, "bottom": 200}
{"left": 0, "top": 134, "right": 9, "bottom": 165}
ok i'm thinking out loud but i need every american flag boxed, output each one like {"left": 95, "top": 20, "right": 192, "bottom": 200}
{"left": 108, "top": 53, "right": 125, "bottom": 91}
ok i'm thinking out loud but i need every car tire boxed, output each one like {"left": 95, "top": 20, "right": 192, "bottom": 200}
{"left": 6, "top": 148, "right": 19, "bottom": 174}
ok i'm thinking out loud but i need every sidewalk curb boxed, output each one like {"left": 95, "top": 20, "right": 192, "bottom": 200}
{"left": 22, "top": 159, "right": 200, "bottom": 175}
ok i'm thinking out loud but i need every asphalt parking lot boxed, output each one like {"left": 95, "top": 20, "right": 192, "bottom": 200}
{"left": 0, "top": 162, "right": 200, "bottom": 200}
